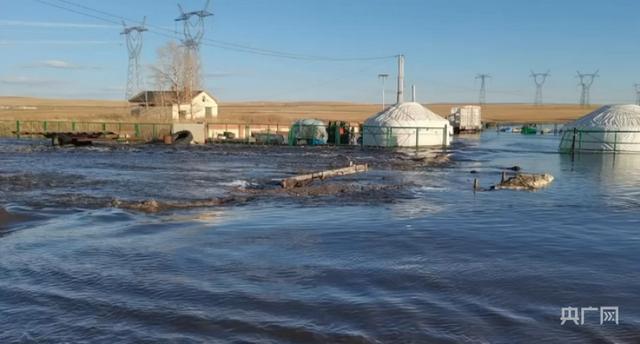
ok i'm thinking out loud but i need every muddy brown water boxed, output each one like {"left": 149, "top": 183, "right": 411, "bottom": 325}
{"left": 1, "top": 135, "right": 639, "bottom": 343}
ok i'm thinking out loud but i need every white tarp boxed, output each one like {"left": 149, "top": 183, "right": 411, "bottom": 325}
{"left": 559, "top": 104, "right": 640, "bottom": 152}
{"left": 363, "top": 102, "right": 452, "bottom": 147}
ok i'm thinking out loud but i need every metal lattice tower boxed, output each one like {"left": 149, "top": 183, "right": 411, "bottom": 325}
{"left": 122, "top": 17, "right": 148, "bottom": 100}
{"left": 476, "top": 74, "right": 491, "bottom": 104}
{"left": 175, "top": 0, "right": 213, "bottom": 94}
{"left": 634, "top": 84, "right": 640, "bottom": 106}
{"left": 530, "top": 70, "right": 550, "bottom": 105}
{"left": 577, "top": 70, "right": 599, "bottom": 106}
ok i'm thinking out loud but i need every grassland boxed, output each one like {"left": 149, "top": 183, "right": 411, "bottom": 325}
{"left": 0, "top": 96, "right": 599, "bottom": 125}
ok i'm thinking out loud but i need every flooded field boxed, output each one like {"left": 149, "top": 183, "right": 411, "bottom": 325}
{"left": 1, "top": 133, "right": 639, "bottom": 343}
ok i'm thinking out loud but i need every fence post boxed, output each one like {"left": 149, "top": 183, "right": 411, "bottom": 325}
{"left": 16, "top": 120, "right": 20, "bottom": 139}
{"left": 153, "top": 124, "right": 157, "bottom": 139}
{"left": 134, "top": 123, "right": 140, "bottom": 138}
{"left": 43, "top": 121, "right": 48, "bottom": 132}
{"left": 570, "top": 128, "right": 577, "bottom": 159}
{"left": 443, "top": 125, "right": 448, "bottom": 146}
{"left": 613, "top": 131, "right": 618, "bottom": 154}
{"left": 72, "top": 121, "right": 76, "bottom": 132}
{"left": 102, "top": 123, "right": 107, "bottom": 132}
{"left": 415, "top": 128, "right": 419, "bottom": 148}
{"left": 334, "top": 124, "right": 340, "bottom": 146}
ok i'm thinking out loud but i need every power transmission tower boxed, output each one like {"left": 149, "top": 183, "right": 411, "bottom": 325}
{"left": 121, "top": 17, "right": 147, "bottom": 100}
{"left": 577, "top": 70, "right": 599, "bottom": 106}
{"left": 530, "top": 70, "right": 550, "bottom": 105}
{"left": 476, "top": 74, "right": 491, "bottom": 104}
{"left": 634, "top": 84, "right": 640, "bottom": 106}
{"left": 175, "top": 0, "right": 213, "bottom": 99}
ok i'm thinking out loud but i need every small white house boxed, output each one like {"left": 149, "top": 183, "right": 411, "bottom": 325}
{"left": 129, "top": 90, "right": 219, "bottom": 120}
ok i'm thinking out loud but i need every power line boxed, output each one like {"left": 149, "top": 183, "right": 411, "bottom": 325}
{"left": 34, "top": 0, "right": 396, "bottom": 62}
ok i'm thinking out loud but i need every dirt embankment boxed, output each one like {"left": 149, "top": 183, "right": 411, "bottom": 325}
{"left": 0, "top": 96, "right": 596, "bottom": 124}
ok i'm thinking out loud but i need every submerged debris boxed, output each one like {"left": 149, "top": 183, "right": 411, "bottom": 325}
{"left": 110, "top": 196, "right": 252, "bottom": 213}
{"left": 474, "top": 172, "right": 555, "bottom": 192}
{"left": 495, "top": 173, "right": 554, "bottom": 190}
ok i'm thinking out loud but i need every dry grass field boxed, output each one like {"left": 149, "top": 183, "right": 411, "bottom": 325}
{"left": 0, "top": 96, "right": 598, "bottom": 125}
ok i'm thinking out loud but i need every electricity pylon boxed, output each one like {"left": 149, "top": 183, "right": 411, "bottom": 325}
{"left": 530, "top": 70, "right": 550, "bottom": 105}
{"left": 122, "top": 17, "right": 147, "bottom": 100}
{"left": 175, "top": 0, "right": 212, "bottom": 97}
{"left": 577, "top": 70, "right": 599, "bottom": 106}
{"left": 476, "top": 74, "right": 491, "bottom": 104}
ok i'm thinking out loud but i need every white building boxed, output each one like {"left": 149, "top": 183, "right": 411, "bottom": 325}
{"left": 449, "top": 105, "right": 482, "bottom": 133}
{"left": 129, "top": 90, "right": 219, "bottom": 120}
{"left": 363, "top": 102, "right": 452, "bottom": 147}
{"left": 559, "top": 104, "right": 640, "bottom": 153}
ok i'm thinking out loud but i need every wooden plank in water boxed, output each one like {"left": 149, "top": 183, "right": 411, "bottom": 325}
{"left": 281, "top": 164, "right": 369, "bottom": 189}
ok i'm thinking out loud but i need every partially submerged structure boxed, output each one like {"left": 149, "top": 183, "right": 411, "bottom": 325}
{"left": 288, "top": 119, "right": 328, "bottom": 145}
{"left": 363, "top": 56, "right": 452, "bottom": 147}
{"left": 449, "top": 105, "right": 482, "bottom": 133}
{"left": 559, "top": 104, "right": 640, "bottom": 153}
{"left": 363, "top": 102, "right": 452, "bottom": 147}
{"left": 129, "top": 90, "right": 218, "bottom": 120}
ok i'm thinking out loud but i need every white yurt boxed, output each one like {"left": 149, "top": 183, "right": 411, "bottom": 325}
{"left": 363, "top": 102, "right": 452, "bottom": 147}
{"left": 559, "top": 104, "right": 640, "bottom": 153}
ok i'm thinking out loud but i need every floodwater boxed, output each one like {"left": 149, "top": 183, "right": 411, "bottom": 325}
{"left": 1, "top": 133, "right": 639, "bottom": 343}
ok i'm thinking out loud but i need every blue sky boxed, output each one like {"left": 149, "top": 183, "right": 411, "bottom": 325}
{"left": 1, "top": 0, "right": 639, "bottom": 104}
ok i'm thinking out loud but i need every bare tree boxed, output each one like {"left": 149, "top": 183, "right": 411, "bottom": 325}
{"left": 150, "top": 41, "right": 201, "bottom": 106}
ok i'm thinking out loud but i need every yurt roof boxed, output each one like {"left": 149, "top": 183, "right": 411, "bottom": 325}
{"left": 565, "top": 104, "right": 640, "bottom": 131}
{"left": 364, "top": 102, "right": 448, "bottom": 128}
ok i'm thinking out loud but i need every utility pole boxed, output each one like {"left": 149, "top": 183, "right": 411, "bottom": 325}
{"left": 175, "top": 0, "right": 212, "bottom": 111}
{"left": 476, "top": 74, "right": 491, "bottom": 105}
{"left": 577, "top": 70, "right": 599, "bottom": 107}
{"left": 634, "top": 84, "right": 640, "bottom": 106}
{"left": 530, "top": 70, "right": 550, "bottom": 105}
{"left": 378, "top": 73, "right": 389, "bottom": 110}
{"left": 121, "top": 17, "right": 147, "bottom": 101}
{"left": 396, "top": 55, "right": 405, "bottom": 104}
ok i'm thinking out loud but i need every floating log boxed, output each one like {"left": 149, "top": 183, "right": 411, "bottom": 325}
{"left": 281, "top": 163, "right": 369, "bottom": 189}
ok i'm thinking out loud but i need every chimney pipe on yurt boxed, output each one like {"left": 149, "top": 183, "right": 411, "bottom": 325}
{"left": 397, "top": 55, "right": 405, "bottom": 104}
{"left": 412, "top": 85, "right": 416, "bottom": 103}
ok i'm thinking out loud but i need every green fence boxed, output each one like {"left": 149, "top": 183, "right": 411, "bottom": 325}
{"left": 0, "top": 120, "right": 172, "bottom": 141}
{"left": 361, "top": 125, "right": 450, "bottom": 148}
{"left": 1, "top": 120, "right": 451, "bottom": 148}
{"left": 559, "top": 128, "right": 640, "bottom": 153}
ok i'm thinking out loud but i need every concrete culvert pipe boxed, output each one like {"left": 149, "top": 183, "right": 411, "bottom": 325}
{"left": 172, "top": 130, "right": 193, "bottom": 145}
